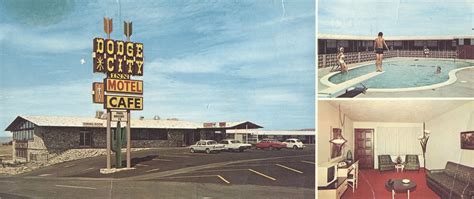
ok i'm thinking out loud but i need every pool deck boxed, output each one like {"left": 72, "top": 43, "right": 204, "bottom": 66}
{"left": 318, "top": 58, "right": 474, "bottom": 98}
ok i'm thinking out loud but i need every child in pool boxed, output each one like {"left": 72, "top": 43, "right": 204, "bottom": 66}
{"left": 435, "top": 66, "right": 441, "bottom": 74}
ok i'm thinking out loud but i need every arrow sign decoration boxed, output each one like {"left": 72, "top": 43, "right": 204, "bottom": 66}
{"left": 124, "top": 21, "right": 132, "bottom": 40}
{"left": 104, "top": 17, "right": 113, "bottom": 38}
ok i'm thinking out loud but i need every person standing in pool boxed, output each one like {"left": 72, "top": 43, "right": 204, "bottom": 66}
{"left": 374, "top": 32, "right": 390, "bottom": 72}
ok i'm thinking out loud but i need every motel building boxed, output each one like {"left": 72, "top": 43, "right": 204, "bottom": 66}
{"left": 318, "top": 34, "right": 474, "bottom": 68}
{"left": 5, "top": 113, "right": 313, "bottom": 162}
{"left": 227, "top": 129, "right": 315, "bottom": 145}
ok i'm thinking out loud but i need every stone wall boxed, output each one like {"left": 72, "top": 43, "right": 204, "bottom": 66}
{"left": 20, "top": 126, "right": 194, "bottom": 162}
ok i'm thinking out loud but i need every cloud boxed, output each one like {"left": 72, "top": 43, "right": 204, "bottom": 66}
{"left": 0, "top": 79, "right": 98, "bottom": 136}
{"left": 148, "top": 15, "right": 314, "bottom": 76}
{"left": 0, "top": 24, "right": 90, "bottom": 53}
{"left": 319, "top": 0, "right": 472, "bottom": 36}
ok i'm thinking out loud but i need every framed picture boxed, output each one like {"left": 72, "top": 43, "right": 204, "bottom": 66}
{"left": 460, "top": 131, "right": 474, "bottom": 150}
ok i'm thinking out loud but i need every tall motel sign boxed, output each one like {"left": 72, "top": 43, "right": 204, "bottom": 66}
{"left": 92, "top": 17, "right": 144, "bottom": 169}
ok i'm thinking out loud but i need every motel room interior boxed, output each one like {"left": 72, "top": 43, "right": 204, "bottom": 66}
{"left": 317, "top": 100, "right": 474, "bottom": 199}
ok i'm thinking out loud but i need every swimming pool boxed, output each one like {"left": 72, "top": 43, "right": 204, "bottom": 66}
{"left": 327, "top": 58, "right": 473, "bottom": 89}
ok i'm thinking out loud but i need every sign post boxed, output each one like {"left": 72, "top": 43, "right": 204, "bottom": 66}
{"left": 126, "top": 110, "right": 131, "bottom": 168}
{"left": 124, "top": 20, "right": 133, "bottom": 169}
{"left": 106, "top": 110, "right": 111, "bottom": 169}
{"left": 92, "top": 17, "right": 143, "bottom": 170}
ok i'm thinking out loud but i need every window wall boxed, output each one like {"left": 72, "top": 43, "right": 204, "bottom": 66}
{"left": 12, "top": 121, "right": 35, "bottom": 141}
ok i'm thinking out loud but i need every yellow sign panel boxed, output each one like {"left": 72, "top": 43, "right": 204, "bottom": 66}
{"left": 93, "top": 38, "right": 144, "bottom": 76}
{"left": 105, "top": 78, "right": 143, "bottom": 94}
{"left": 105, "top": 95, "right": 143, "bottom": 110}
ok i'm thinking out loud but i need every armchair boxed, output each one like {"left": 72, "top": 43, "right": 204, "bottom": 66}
{"left": 404, "top": 154, "right": 420, "bottom": 172}
{"left": 378, "top": 155, "right": 396, "bottom": 172}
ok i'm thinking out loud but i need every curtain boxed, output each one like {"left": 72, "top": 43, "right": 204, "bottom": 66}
{"left": 377, "top": 126, "right": 422, "bottom": 156}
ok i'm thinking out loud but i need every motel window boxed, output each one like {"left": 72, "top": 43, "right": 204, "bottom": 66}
{"left": 149, "top": 131, "right": 168, "bottom": 140}
{"left": 326, "top": 40, "right": 337, "bottom": 48}
{"left": 18, "top": 121, "right": 34, "bottom": 130}
{"left": 12, "top": 121, "right": 35, "bottom": 141}
{"left": 394, "top": 41, "right": 402, "bottom": 47}
{"left": 464, "top": 39, "right": 471, "bottom": 45}
{"left": 414, "top": 41, "right": 425, "bottom": 47}
{"left": 131, "top": 129, "right": 168, "bottom": 140}
{"left": 458, "top": 39, "right": 464, "bottom": 45}
{"left": 362, "top": 41, "right": 372, "bottom": 47}
{"left": 12, "top": 129, "right": 34, "bottom": 141}
{"left": 16, "top": 149, "right": 27, "bottom": 159}
{"left": 338, "top": 40, "right": 349, "bottom": 48}
{"left": 79, "top": 132, "right": 92, "bottom": 147}
{"left": 138, "top": 131, "right": 149, "bottom": 140}
{"left": 427, "top": 41, "right": 437, "bottom": 47}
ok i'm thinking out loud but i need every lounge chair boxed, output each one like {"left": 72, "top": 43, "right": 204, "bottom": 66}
{"left": 378, "top": 155, "right": 396, "bottom": 172}
{"left": 404, "top": 154, "right": 420, "bottom": 172}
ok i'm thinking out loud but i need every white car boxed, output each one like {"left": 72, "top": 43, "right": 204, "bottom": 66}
{"left": 190, "top": 140, "right": 225, "bottom": 154}
{"left": 219, "top": 139, "right": 252, "bottom": 152}
{"left": 283, "top": 138, "right": 304, "bottom": 149}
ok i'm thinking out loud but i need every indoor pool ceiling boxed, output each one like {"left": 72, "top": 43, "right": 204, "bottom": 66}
{"left": 327, "top": 100, "right": 472, "bottom": 123}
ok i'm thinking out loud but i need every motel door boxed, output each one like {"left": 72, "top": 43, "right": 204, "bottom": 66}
{"left": 184, "top": 132, "right": 194, "bottom": 146}
{"left": 354, "top": 129, "right": 374, "bottom": 169}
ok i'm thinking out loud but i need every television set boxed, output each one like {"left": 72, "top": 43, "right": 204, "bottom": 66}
{"left": 318, "top": 162, "right": 337, "bottom": 187}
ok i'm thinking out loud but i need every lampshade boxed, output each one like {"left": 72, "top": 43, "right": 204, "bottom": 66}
{"left": 329, "top": 134, "right": 347, "bottom": 145}
{"left": 330, "top": 137, "right": 347, "bottom": 145}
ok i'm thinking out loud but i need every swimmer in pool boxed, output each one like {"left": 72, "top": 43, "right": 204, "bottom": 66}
{"left": 374, "top": 32, "right": 390, "bottom": 72}
{"left": 337, "top": 47, "right": 348, "bottom": 72}
{"left": 436, "top": 66, "right": 441, "bottom": 74}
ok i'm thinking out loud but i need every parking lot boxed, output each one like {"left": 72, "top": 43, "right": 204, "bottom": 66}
{"left": 24, "top": 145, "right": 315, "bottom": 188}
{"left": 154, "top": 154, "right": 314, "bottom": 188}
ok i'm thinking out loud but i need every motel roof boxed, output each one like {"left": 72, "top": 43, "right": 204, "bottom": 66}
{"left": 201, "top": 121, "right": 263, "bottom": 129}
{"left": 318, "top": 34, "right": 474, "bottom": 41}
{"left": 4, "top": 116, "right": 262, "bottom": 131}
{"left": 227, "top": 129, "right": 314, "bottom": 136}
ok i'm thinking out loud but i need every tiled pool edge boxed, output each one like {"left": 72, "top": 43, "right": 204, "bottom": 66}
{"left": 367, "top": 66, "right": 474, "bottom": 92}
{"left": 319, "top": 58, "right": 474, "bottom": 94}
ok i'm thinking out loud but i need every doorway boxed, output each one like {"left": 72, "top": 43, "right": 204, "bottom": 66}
{"left": 354, "top": 128, "right": 374, "bottom": 169}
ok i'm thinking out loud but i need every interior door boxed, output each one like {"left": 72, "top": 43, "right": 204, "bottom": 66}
{"left": 355, "top": 129, "right": 374, "bottom": 169}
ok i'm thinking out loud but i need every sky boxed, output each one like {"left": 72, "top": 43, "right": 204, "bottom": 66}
{"left": 0, "top": 0, "right": 315, "bottom": 137}
{"left": 319, "top": 0, "right": 473, "bottom": 36}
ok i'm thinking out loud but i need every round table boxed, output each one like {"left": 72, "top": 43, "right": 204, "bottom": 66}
{"left": 385, "top": 179, "right": 417, "bottom": 199}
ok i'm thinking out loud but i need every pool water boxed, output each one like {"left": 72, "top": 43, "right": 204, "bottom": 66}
{"left": 328, "top": 59, "right": 473, "bottom": 88}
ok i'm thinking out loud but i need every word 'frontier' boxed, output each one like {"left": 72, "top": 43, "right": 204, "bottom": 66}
{"left": 93, "top": 38, "right": 144, "bottom": 76}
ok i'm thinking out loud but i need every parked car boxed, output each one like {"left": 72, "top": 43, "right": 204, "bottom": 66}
{"left": 255, "top": 139, "right": 286, "bottom": 150}
{"left": 190, "top": 140, "right": 225, "bottom": 154}
{"left": 283, "top": 138, "right": 304, "bottom": 149}
{"left": 219, "top": 139, "right": 252, "bottom": 152}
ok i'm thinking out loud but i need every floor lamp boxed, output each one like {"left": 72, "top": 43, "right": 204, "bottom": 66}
{"left": 419, "top": 122, "right": 430, "bottom": 172}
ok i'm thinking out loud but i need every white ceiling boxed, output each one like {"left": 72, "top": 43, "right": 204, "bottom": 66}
{"left": 325, "top": 100, "right": 472, "bottom": 123}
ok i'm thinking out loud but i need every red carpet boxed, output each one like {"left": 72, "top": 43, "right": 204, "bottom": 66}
{"left": 341, "top": 168, "right": 440, "bottom": 199}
